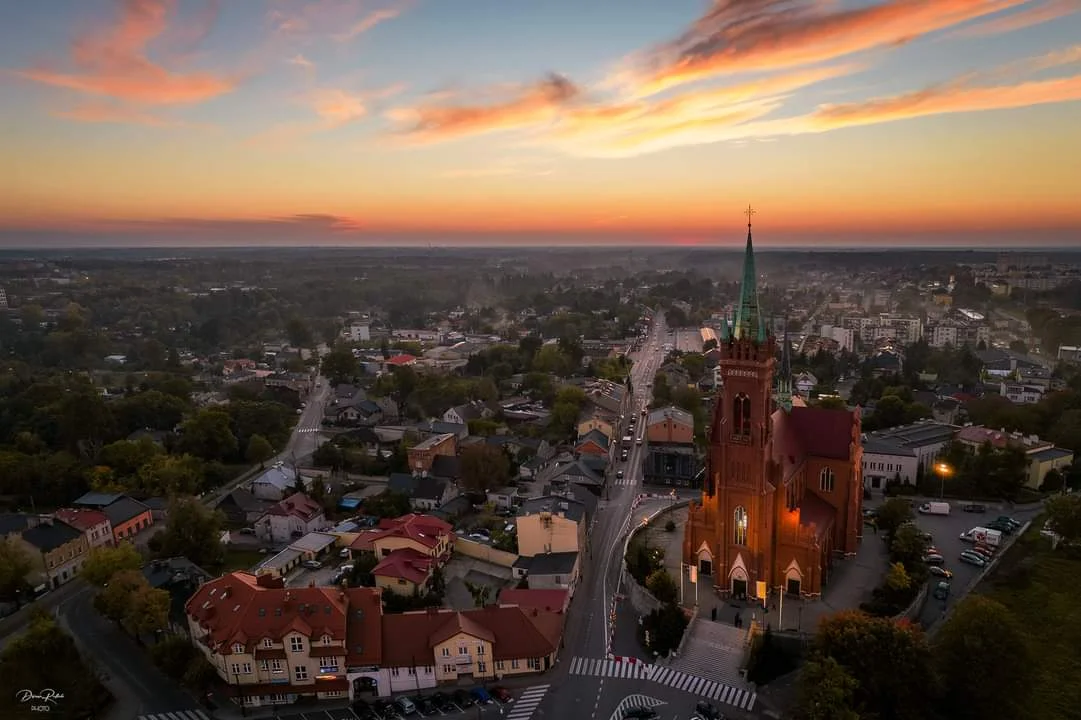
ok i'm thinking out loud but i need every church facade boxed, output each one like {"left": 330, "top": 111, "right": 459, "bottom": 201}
{"left": 682, "top": 216, "right": 863, "bottom": 600}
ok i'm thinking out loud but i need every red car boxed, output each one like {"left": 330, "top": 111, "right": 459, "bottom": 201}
{"left": 491, "top": 687, "right": 512, "bottom": 704}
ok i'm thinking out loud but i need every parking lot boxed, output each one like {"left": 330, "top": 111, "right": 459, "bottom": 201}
{"left": 275, "top": 689, "right": 511, "bottom": 720}
{"left": 867, "top": 498, "right": 1041, "bottom": 628}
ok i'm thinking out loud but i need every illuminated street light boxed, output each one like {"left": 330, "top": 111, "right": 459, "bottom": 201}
{"left": 935, "top": 462, "right": 953, "bottom": 499}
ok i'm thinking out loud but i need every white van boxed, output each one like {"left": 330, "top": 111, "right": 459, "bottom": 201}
{"left": 395, "top": 697, "right": 417, "bottom": 715}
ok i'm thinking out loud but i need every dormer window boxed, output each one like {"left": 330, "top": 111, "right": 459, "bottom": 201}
{"left": 262, "top": 638, "right": 273, "bottom": 648}
{"left": 322, "top": 635, "right": 333, "bottom": 646}
{"left": 232, "top": 643, "right": 245, "bottom": 654}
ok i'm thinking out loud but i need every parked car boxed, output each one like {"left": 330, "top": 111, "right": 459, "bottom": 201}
{"left": 374, "top": 699, "right": 401, "bottom": 719}
{"left": 394, "top": 696, "right": 417, "bottom": 715}
{"left": 695, "top": 700, "right": 725, "bottom": 719}
{"left": 928, "top": 566, "right": 954, "bottom": 579}
{"left": 923, "top": 554, "right": 945, "bottom": 565}
{"left": 623, "top": 708, "right": 659, "bottom": 720}
{"left": 430, "top": 693, "right": 456, "bottom": 712}
{"left": 959, "top": 551, "right": 987, "bottom": 567}
{"left": 969, "top": 546, "right": 993, "bottom": 561}
{"left": 471, "top": 687, "right": 492, "bottom": 704}
{"left": 453, "top": 689, "right": 476, "bottom": 708}
{"left": 301, "top": 560, "right": 323, "bottom": 570}
{"left": 933, "top": 581, "right": 951, "bottom": 600}
{"left": 491, "top": 687, "right": 513, "bottom": 703}
{"left": 412, "top": 696, "right": 438, "bottom": 716}
{"left": 962, "top": 504, "right": 987, "bottom": 513}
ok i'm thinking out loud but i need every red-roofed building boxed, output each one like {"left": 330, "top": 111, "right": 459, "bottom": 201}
{"left": 385, "top": 353, "right": 417, "bottom": 367}
{"left": 185, "top": 571, "right": 382, "bottom": 709}
{"left": 683, "top": 223, "right": 863, "bottom": 599}
{"left": 372, "top": 547, "right": 437, "bottom": 595}
{"left": 54, "top": 507, "right": 113, "bottom": 550}
{"left": 353, "top": 514, "right": 454, "bottom": 596}
{"left": 255, "top": 492, "right": 329, "bottom": 544}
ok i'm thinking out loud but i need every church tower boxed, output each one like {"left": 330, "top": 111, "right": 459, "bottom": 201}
{"left": 775, "top": 319, "right": 793, "bottom": 412}
{"left": 696, "top": 206, "right": 778, "bottom": 599}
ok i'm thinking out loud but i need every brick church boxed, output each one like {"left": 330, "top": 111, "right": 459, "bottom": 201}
{"left": 682, "top": 213, "right": 863, "bottom": 600}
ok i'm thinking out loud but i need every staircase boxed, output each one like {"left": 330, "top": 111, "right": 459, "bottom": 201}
{"left": 667, "top": 617, "right": 751, "bottom": 689}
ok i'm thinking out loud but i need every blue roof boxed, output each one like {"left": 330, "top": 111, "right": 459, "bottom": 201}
{"left": 1032, "top": 447, "right": 1073, "bottom": 462}
{"left": 74, "top": 491, "right": 125, "bottom": 507}
{"left": 338, "top": 497, "right": 362, "bottom": 509}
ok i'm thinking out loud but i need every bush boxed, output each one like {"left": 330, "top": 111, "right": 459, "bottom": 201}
{"left": 626, "top": 536, "right": 663, "bottom": 586}
{"left": 645, "top": 569, "right": 678, "bottom": 603}
{"left": 665, "top": 520, "right": 676, "bottom": 532}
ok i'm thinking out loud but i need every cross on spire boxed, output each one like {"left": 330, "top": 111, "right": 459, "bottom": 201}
{"left": 744, "top": 204, "right": 755, "bottom": 229}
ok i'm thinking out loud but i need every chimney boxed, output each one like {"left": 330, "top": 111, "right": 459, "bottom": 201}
{"left": 309, "top": 580, "right": 316, "bottom": 588}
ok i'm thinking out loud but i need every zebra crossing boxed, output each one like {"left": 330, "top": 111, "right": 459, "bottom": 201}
{"left": 568, "top": 657, "right": 756, "bottom": 711}
{"left": 136, "top": 711, "right": 212, "bottom": 720}
{"left": 611, "top": 474, "right": 637, "bottom": 487}
{"left": 297, "top": 426, "right": 323, "bottom": 434}
{"left": 506, "top": 683, "right": 550, "bottom": 720}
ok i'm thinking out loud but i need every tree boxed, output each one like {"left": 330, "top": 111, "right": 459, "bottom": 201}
{"left": 321, "top": 345, "right": 359, "bottom": 383}
{"left": 152, "top": 497, "right": 225, "bottom": 569}
{"left": 814, "top": 610, "right": 935, "bottom": 720}
{"left": 285, "top": 316, "right": 312, "bottom": 349}
{"left": 459, "top": 444, "right": 511, "bottom": 493}
{"left": 245, "top": 433, "right": 274, "bottom": 466}
{"left": 1039, "top": 468, "right": 1064, "bottom": 493}
{"left": 884, "top": 562, "right": 911, "bottom": 593}
{"left": 933, "top": 596, "right": 1031, "bottom": 720}
{"left": 875, "top": 498, "right": 914, "bottom": 538}
{"left": 95, "top": 569, "right": 147, "bottom": 624}
{"left": 645, "top": 569, "right": 678, "bottom": 603}
{"left": 1044, "top": 493, "right": 1081, "bottom": 543}
{"left": 124, "top": 582, "right": 171, "bottom": 640}
{"left": 0, "top": 538, "right": 33, "bottom": 603}
{"left": 889, "top": 523, "right": 929, "bottom": 568}
{"left": 793, "top": 656, "right": 860, "bottom": 720}
{"left": 178, "top": 408, "right": 238, "bottom": 462}
{"left": 81, "top": 542, "right": 144, "bottom": 586}
{"left": 0, "top": 610, "right": 109, "bottom": 720}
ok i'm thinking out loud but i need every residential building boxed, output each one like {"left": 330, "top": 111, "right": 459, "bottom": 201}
{"left": 867, "top": 420, "right": 957, "bottom": 471}
{"left": 144, "top": 557, "right": 212, "bottom": 634}
{"left": 102, "top": 497, "right": 155, "bottom": 543}
{"left": 289, "top": 532, "right": 339, "bottom": 563}
{"left": 386, "top": 474, "right": 460, "bottom": 512}
{"left": 372, "top": 548, "right": 437, "bottom": 596}
{"left": 375, "top": 606, "right": 562, "bottom": 691}
{"left": 255, "top": 493, "right": 329, "bottom": 544}
{"left": 251, "top": 463, "right": 311, "bottom": 501}
{"left": 1027, "top": 447, "right": 1074, "bottom": 489}
{"left": 683, "top": 222, "right": 864, "bottom": 600}
{"left": 186, "top": 572, "right": 383, "bottom": 708}
{"left": 643, "top": 406, "right": 697, "bottom": 488}
{"left": 793, "top": 372, "right": 818, "bottom": 398}
{"left": 574, "top": 429, "right": 609, "bottom": 458}
{"left": 517, "top": 496, "right": 587, "bottom": 557}
{"left": 19, "top": 519, "right": 89, "bottom": 589}
{"left": 215, "top": 488, "right": 274, "bottom": 526}
{"left": 956, "top": 426, "right": 1074, "bottom": 489}
{"left": 407, "top": 433, "right": 458, "bottom": 474}
{"left": 1000, "top": 382, "right": 1045, "bottom": 404}
{"left": 54, "top": 508, "right": 114, "bottom": 549}
{"left": 349, "top": 514, "right": 454, "bottom": 595}
{"left": 860, "top": 434, "right": 919, "bottom": 490}
{"left": 512, "top": 551, "right": 580, "bottom": 591}
{"left": 576, "top": 413, "right": 614, "bottom": 442}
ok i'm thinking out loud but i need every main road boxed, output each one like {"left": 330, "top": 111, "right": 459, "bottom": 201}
{"left": 539, "top": 310, "right": 675, "bottom": 720}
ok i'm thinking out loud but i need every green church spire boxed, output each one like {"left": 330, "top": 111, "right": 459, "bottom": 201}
{"left": 719, "top": 308, "right": 729, "bottom": 341}
{"left": 733, "top": 205, "right": 765, "bottom": 342}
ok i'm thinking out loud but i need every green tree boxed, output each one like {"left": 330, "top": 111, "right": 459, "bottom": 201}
{"left": 178, "top": 408, "right": 238, "bottom": 462}
{"left": 285, "top": 316, "right": 312, "bottom": 348}
{"left": 875, "top": 498, "right": 914, "bottom": 538}
{"left": 815, "top": 610, "right": 935, "bottom": 720}
{"left": 0, "top": 538, "right": 33, "bottom": 603}
{"left": 793, "top": 655, "right": 860, "bottom": 720}
{"left": 321, "top": 345, "right": 359, "bottom": 383}
{"left": 1044, "top": 494, "right": 1081, "bottom": 543}
{"left": 124, "top": 582, "right": 171, "bottom": 640}
{"left": 459, "top": 443, "right": 511, "bottom": 493}
{"left": 81, "top": 542, "right": 144, "bottom": 586}
{"left": 884, "top": 562, "right": 911, "bottom": 593}
{"left": 95, "top": 569, "right": 147, "bottom": 625}
{"left": 245, "top": 433, "right": 274, "bottom": 466}
{"left": 890, "top": 523, "right": 929, "bottom": 568}
{"left": 933, "top": 596, "right": 1031, "bottom": 720}
{"left": 645, "top": 569, "right": 678, "bottom": 603}
{"left": 152, "top": 496, "right": 225, "bottom": 568}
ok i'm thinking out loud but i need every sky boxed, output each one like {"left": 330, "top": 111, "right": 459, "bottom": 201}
{"left": 1, "top": 0, "right": 1080, "bottom": 248}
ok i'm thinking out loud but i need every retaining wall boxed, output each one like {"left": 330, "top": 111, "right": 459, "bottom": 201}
{"left": 623, "top": 500, "right": 691, "bottom": 616}
{"left": 454, "top": 537, "right": 519, "bottom": 568}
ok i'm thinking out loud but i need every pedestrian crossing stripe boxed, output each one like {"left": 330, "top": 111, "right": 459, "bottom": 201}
{"left": 568, "top": 657, "right": 756, "bottom": 711}
{"left": 297, "top": 427, "right": 323, "bottom": 433}
{"left": 136, "top": 711, "right": 211, "bottom": 720}
{"left": 506, "top": 683, "right": 550, "bottom": 720}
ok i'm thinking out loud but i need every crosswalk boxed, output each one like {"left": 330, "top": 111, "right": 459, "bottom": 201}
{"left": 297, "top": 426, "right": 323, "bottom": 434}
{"left": 568, "top": 657, "right": 756, "bottom": 712}
{"left": 611, "top": 474, "right": 637, "bottom": 487}
{"left": 136, "top": 711, "right": 211, "bottom": 720}
{"left": 506, "top": 683, "right": 550, "bottom": 720}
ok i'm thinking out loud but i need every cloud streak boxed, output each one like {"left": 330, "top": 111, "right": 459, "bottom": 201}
{"left": 951, "top": 0, "right": 1080, "bottom": 37}
{"left": 12, "top": 0, "right": 234, "bottom": 107}
{"left": 334, "top": 8, "right": 402, "bottom": 42}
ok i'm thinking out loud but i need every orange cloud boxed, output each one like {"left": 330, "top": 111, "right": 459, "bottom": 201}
{"left": 268, "top": 1, "right": 403, "bottom": 41}
{"left": 13, "top": 0, "right": 234, "bottom": 106}
{"left": 387, "top": 74, "right": 580, "bottom": 143}
{"left": 951, "top": 0, "right": 1080, "bottom": 37}
{"left": 334, "top": 8, "right": 402, "bottom": 41}
{"left": 626, "top": 0, "right": 1027, "bottom": 97}
{"left": 250, "top": 84, "right": 404, "bottom": 146}
{"left": 52, "top": 103, "right": 181, "bottom": 127}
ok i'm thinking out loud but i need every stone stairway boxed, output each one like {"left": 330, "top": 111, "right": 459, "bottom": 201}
{"left": 667, "top": 617, "right": 750, "bottom": 689}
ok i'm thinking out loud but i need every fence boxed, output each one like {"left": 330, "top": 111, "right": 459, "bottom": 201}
{"left": 454, "top": 537, "right": 519, "bottom": 568}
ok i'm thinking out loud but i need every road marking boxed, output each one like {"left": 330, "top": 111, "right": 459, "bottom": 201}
{"left": 570, "top": 657, "right": 756, "bottom": 711}
{"left": 506, "top": 684, "right": 550, "bottom": 720}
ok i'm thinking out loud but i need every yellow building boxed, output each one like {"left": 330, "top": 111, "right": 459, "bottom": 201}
{"left": 19, "top": 518, "right": 89, "bottom": 590}
{"left": 516, "top": 496, "right": 587, "bottom": 557}
{"left": 1026, "top": 447, "right": 1074, "bottom": 489}
{"left": 577, "top": 413, "right": 614, "bottom": 441}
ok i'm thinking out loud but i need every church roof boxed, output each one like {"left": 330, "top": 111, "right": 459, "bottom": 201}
{"left": 733, "top": 207, "right": 766, "bottom": 343}
{"left": 797, "top": 492, "right": 836, "bottom": 538}
{"left": 787, "top": 406, "right": 857, "bottom": 460}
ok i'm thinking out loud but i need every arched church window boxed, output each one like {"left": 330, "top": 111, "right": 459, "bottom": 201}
{"left": 819, "top": 467, "right": 836, "bottom": 492}
{"left": 733, "top": 506, "right": 748, "bottom": 546}
{"left": 733, "top": 393, "right": 751, "bottom": 436}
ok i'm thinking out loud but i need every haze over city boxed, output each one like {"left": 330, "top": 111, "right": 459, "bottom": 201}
{"left": 2, "top": 0, "right": 1081, "bottom": 246}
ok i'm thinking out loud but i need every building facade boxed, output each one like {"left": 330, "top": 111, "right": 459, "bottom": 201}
{"left": 682, "top": 219, "right": 863, "bottom": 600}
{"left": 20, "top": 519, "right": 90, "bottom": 589}
{"left": 54, "top": 508, "right": 114, "bottom": 550}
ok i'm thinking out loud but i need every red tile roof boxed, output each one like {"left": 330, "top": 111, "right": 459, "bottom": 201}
{"left": 386, "top": 354, "right": 417, "bottom": 366}
{"left": 368, "top": 513, "right": 453, "bottom": 551}
{"left": 265, "top": 492, "right": 323, "bottom": 521}
{"left": 54, "top": 507, "right": 110, "bottom": 532}
{"left": 184, "top": 572, "right": 382, "bottom": 660}
{"left": 372, "top": 548, "right": 435, "bottom": 585}
{"left": 788, "top": 406, "right": 858, "bottom": 460}
{"left": 497, "top": 589, "right": 569, "bottom": 614}
{"left": 379, "top": 606, "right": 562, "bottom": 667}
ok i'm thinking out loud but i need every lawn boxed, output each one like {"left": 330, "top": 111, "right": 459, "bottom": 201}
{"left": 221, "top": 547, "right": 267, "bottom": 573}
{"left": 974, "top": 519, "right": 1081, "bottom": 720}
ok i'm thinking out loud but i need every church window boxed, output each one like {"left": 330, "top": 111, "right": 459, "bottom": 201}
{"left": 733, "top": 506, "right": 748, "bottom": 546}
{"left": 819, "top": 467, "right": 835, "bottom": 492}
{"left": 733, "top": 393, "right": 751, "bottom": 437}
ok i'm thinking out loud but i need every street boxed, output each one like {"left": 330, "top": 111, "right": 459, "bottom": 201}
{"left": 54, "top": 585, "right": 206, "bottom": 719}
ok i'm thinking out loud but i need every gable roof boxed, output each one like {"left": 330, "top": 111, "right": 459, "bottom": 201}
{"left": 22, "top": 519, "right": 82, "bottom": 552}
{"left": 54, "top": 508, "right": 110, "bottom": 532}
{"left": 647, "top": 406, "right": 694, "bottom": 428}
{"left": 576, "top": 428, "right": 610, "bottom": 449}
{"left": 263, "top": 492, "right": 323, "bottom": 521}
{"left": 372, "top": 547, "right": 434, "bottom": 585}
{"left": 787, "top": 406, "right": 857, "bottom": 460}
{"left": 369, "top": 513, "right": 453, "bottom": 550}
{"left": 103, "top": 496, "right": 151, "bottom": 526}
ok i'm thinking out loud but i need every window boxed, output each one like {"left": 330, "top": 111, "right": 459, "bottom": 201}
{"left": 260, "top": 660, "right": 269, "bottom": 673}
{"left": 408, "top": 668, "right": 416, "bottom": 676}
{"left": 733, "top": 393, "right": 751, "bottom": 437}
{"left": 230, "top": 663, "right": 241, "bottom": 676}
{"left": 262, "top": 638, "right": 273, "bottom": 648}
{"left": 819, "top": 467, "right": 835, "bottom": 492}
{"left": 459, "top": 646, "right": 469, "bottom": 655}
{"left": 289, "top": 636, "right": 304, "bottom": 653}
{"left": 294, "top": 666, "right": 309, "bottom": 681}
{"left": 241, "top": 663, "right": 253, "bottom": 674}
{"left": 324, "top": 691, "right": 344, "bottom": 698}
{"left": 496, "top": 661, "right": 505, "bottom": 671}
{"left": 441, "top": 648, "right": 451, "bottom": 657}
{"left": 443, "top": 665, "right": 455, "bottom": 674}
{"left": 391, "top": 668, "right": 400, "bottom": 677}
{"left": 511, "top": 659, "right": 519, "bottom": 669}
{"left": 477, "top": 661, "right": 487, "bottom": 673}
{"left": 271, "top": 659, "right": 283, "bottom": 673}
{"left": 232, "top": 643, "right": 245, "bottom": 654}
{"left": 476, "top": 644, "right": 485, "bottom": 656}
{"left": 322, "top": 634, "right": 332, "bottom": 645}
{"left": 527, "top": 658, "right": 540, "bottom": 670}
{"left": 734, "top": 506, "right": 748, "bottom": 546}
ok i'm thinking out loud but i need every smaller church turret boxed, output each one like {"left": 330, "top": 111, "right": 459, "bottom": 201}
{"left": 775, "top": 319, "right": 793, "bottom": 412}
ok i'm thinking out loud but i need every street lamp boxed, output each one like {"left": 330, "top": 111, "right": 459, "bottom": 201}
{"left": 935, "top": 462, "right": 952, "bottom": 500}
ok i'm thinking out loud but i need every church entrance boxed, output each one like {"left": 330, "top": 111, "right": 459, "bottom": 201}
{"left": 731, "top": 578, "right": 747, "bottom": 599}
{"left": 786, "top": 578, "right": 801, "bottom": 596}
{"left": 699, "top": 559, "right": 713, "bottom": 576}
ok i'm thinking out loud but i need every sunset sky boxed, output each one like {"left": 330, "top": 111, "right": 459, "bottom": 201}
{"left": 2, "top": 0, "right": 1080, "bottom": 247}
